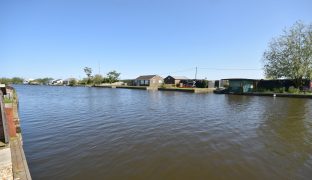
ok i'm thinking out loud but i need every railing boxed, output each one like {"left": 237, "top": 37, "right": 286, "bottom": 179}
{"left": 0, "top": 91, "right": 9, "bottom": 144}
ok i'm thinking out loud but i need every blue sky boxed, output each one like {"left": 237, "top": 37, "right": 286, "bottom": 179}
{"left": 1, "top": 0, "right": 311, "bottom": 80}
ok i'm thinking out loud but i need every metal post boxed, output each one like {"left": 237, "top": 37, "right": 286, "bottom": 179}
{"left": 98, "top": 61, "right": 101, "bottom": 75}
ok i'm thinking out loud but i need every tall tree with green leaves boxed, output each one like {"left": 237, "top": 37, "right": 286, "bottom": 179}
{"left": 83, "top": 67, "right": 93, "bottom": 84}
{"left": 107, "top": 70, "right": 121, "bottom": 83}
{"left": 93, "top": 74, "right": 104, "bottom": 85}
{"left": 263, "top": 21, "right": 312, "bottom": 88}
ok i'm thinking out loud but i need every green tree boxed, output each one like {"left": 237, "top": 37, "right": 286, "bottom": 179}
{"left": 263, "top": 21, "right": 312, "bottom": 88}
{"left": 93, "top": 74, "right": 104, "bottom": 85}
{"left": 78, "top": 78, "right": 88, "bottom": 85}
{"left": 0, "top": 77, "right": 24, "bottom": 84}
{"left": 0, "top": 78, "right": 10, "bottom": 84}
{"left": 68, "top": 78, "right": 77, "bottom": 86}
{"left": 34, "top": 77, "right": 53, "bottom": 85}
{"left": 83, "top": 67, "right": 93, "bottom": 84}
{"left": 11, "top": 77, "right": 24, "bottom": 84}
{"left": 107, "top": 70, "right": 121, "bottom": 83}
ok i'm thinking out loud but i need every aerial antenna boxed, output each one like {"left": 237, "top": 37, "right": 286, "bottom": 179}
{"left": 98, "top": 61, "right": 101, "bottom": 74}
{"left": 195, "top": 66, "right": 198, "bottom": 80}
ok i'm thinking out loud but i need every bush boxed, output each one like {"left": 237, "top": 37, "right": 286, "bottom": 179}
{"left": 4, "top": 97, "right": 12, "bottom": 104}
{"left": 255, "top": 88, "right": 271, "bottom": 93}
{"left": 68, "top": 79, "right": 77, "bottom": 86}
{"left": 305, "top": 90, "right": 312, "bottom": 94}
{"left": 287, "top": 87, "right": 300, "bottom": 94}
{"left": 273, "top": 87, "right": 285, "bottom": 93}
{"left": 196, "top": 80, "right": 208, "bottom": 88}
{"left": 78, "top": 78, "right": 89, "bottom": 85}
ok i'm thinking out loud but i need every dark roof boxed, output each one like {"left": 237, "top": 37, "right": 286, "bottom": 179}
{"left": 170, "top": 76, "right": 189, "bottom": 80}
{"left": 136, "top": 75, "right": 159, "bottom": 80}
{"left": 221, "top": 78, "right": 259, "bottom": 81}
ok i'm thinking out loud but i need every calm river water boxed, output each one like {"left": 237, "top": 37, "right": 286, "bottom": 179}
{"left": 14, "top": 85, "right": 312, "bottom": 180}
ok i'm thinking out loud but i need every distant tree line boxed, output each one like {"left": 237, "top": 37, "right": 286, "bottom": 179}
{"left": 0, "top": 77, "right": 24, "bottom": 85}
{"left": 0, "top": 67, "right": 121, "bottom": 86}
{"left": 34, "top": 78, "right": 54, "bottom": 84}
{"left": 0, "top": 77, "right": 55, "bottom": 85}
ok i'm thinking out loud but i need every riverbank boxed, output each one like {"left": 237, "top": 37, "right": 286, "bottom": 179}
{"left": 0, "top": 86, "right": 31, "bottom": 180}
{"left": 215, "top": 91, "right": 312, "bottom": 99}
{"left": 94, "top": 85, "right": 215, "bottom": 93}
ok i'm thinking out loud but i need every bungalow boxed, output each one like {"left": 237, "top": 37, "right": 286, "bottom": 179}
{"left": 134, "top": 75, "right": 163, "bottom": 87}
{"left": 23, "top": 79, "right": 34, "bottom": 85}
{"left": 51, "top": 79, "right": 63, "bottom": 85}
{"left": 221, "top": 78, "right": 258, "bottom": 93}
{"left": 164, "top": 76, "right": 189, "bottom": 86}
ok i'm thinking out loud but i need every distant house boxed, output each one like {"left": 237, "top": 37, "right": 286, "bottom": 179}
{"left": 51, "top": 79, "right": 63, "bottom": 85}
{"left": 221, "top": 78, "right": 258, "bottom": 93}
{"left": 48, "top": 79, "right": 54, "bottom": 85}
{"left": 164, "top": 76, "right": 189, "bottom": 86}
{"left": 23, "top": 79, "right": 34, "bottom": 85}
{"left": 23, "top": 80, "right": 29, "bottom": 85}
{"left": 62, "top": 78, "right": 76, "bottom": 86}
{"left": 176, "top": 79, "right": 216, "bottom": 88}
{"left": 63, "top": 79, "right": 70, "bottom": 86}
{"left": 134, "top": 75, "right": 163, "bottom": 87}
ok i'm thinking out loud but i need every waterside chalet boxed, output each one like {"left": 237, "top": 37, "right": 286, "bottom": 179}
{"left": 134, "top": 75, "right": 164, "bottom": 87}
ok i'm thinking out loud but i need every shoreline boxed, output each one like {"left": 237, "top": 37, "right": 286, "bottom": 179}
{"left": 215, "top": 91, "right": 312, "bottom": 99}
{"left": 11, "top": 84, "right": 312, "bottom": 98}
{"left": 95, "top": 85, "right": 215, "bottom": 93}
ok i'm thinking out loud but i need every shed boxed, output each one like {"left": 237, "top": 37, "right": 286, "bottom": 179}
{"left": 222, "top": 78, "right": 258, "bottom": 93}
{"left": 164, "top": 76, "right": 189, "bottom": 86}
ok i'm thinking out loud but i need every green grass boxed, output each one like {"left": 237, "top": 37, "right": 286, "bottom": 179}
{"left": 3, "top": 97, "right": 12, "bottom": 104}
{"left": 254, "top": 88, "right": 312, "bottom": 95}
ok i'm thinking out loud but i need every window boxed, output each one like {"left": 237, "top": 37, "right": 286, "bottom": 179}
{"left": 159, "top": 80, "right": 162, "bottom": 83}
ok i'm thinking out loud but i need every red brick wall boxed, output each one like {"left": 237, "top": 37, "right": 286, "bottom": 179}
{"left": 5, "top": 107, "right": 16, "bottom": 137}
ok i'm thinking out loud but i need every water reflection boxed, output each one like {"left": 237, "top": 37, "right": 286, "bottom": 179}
{"left": 259, "top": 98, "right": 312, "bottom": 178}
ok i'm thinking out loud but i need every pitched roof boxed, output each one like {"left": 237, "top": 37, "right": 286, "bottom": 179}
{"left": 221, "top": 78, "right": 258, "bottom": 80}
{"left": 136, "top": 75, "right": 159, "bottom": 80}
{"left": 171, "top": 76, "right": 189, "bottom": 80}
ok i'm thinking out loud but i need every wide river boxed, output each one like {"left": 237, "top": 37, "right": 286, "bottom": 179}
{"left": 14, "top": 85, "right": 312, "bottom": 179}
